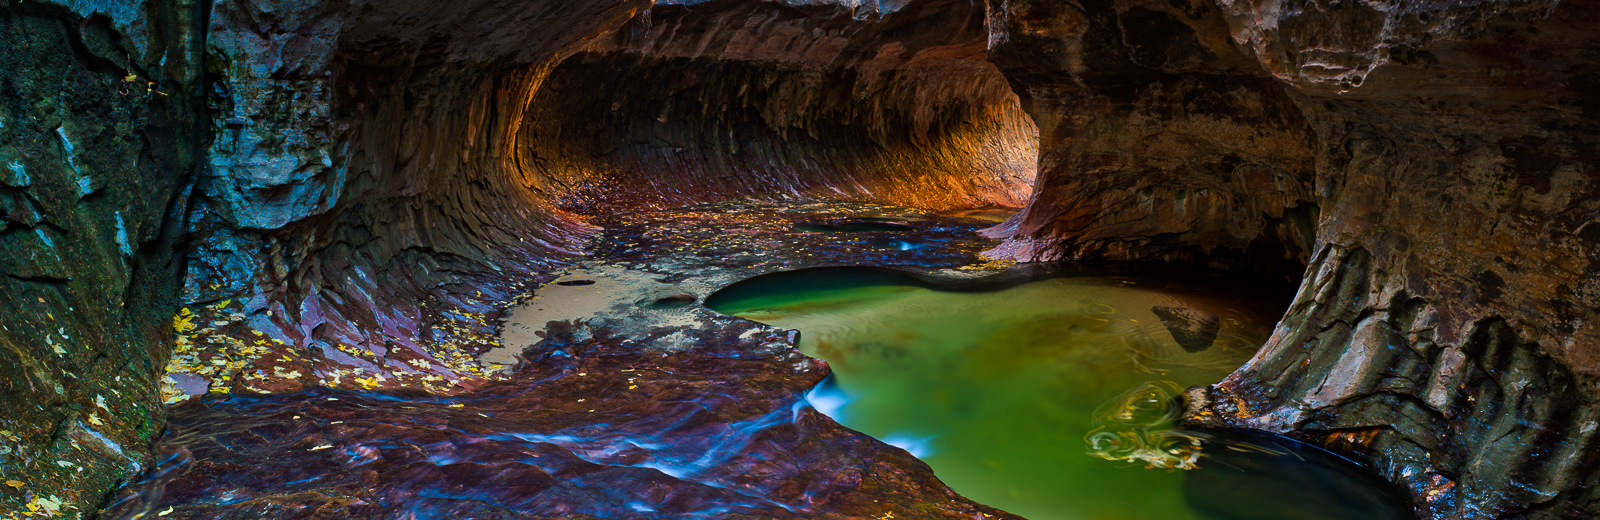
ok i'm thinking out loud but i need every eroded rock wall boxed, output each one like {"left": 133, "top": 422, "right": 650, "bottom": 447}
{"left": 520, "top": 0, "right": 1038, "bottom": 212}
{"left": 0, "top": 1, "right": 655, "bottom": 509}
{"left": 0, "top": 0, "right": 205, "bottom": 513}
{"left": 1198, "top": 2, "right": 1600, "bottom": 517}
{"left": 175, "top": 0, "right": 652, "bottom": 401}
{"left": 982, "top": 0, "right": 1320, "bottom": 281}
{"left": 984, "top": 0, "right": 1600, "bottom": 516}
{"left": 128, "top": 0, "right": 1042, "bottom": 514}
{"left": 174, "top": 0, "right": 1042, "bottom": 407}
{"left": 8, "top": 0, "right": 1590, "bottom": 516}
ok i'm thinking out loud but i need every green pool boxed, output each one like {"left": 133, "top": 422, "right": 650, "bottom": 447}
{"left": 706, "top": 267, "right": 1407, "bottom": 520}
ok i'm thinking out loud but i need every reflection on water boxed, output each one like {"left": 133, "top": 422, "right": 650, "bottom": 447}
{"left": 792, "top": 222, "right": 916, "bottom": 233}
{"left": 940, "top": 207, "right": 1020, "bottom": 223}
{"left": 1086, "top": 381, "right": 1207, "bottom": 470}
{"left": 708, "top": 267, "right": 1408, "bottom": 520}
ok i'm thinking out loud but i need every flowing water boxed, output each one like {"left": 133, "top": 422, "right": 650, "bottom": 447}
{"left": 706, "top": 267, "right": 1408, "bottom": 520}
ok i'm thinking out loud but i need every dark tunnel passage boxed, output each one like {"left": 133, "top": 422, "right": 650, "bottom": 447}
{"left": 2, "top": 0, "right": 1600, "bottom": 518}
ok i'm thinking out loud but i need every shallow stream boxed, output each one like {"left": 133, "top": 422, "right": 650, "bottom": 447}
{"left": 706, "top": 266, "right": 1408, "bottom": 520}
{"left": 126, "top": 203, "right": 1410, "bottom": 519}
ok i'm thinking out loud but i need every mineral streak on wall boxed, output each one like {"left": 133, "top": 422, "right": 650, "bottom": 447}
{"left": 980, "top": 0, "right": 1600, "bottom": 517}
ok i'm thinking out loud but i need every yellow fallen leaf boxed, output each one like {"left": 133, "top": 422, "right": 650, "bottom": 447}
{"left": 5, "top": 480, "right": 22, "bottom": 487}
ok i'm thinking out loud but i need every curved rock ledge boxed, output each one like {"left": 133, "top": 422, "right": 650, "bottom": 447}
{"left": 981, "top": 0, "right": 1600, "bottom": 516}
{"left": 522, "top": 0, "right": 1037, "bottom": 212}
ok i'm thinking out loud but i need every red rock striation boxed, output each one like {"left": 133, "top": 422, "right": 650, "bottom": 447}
{"left": 521, "top": 0, "right": 1037, "bottom": 212}
{"left": 105, "top": 203, "right": 1020, "bottom": 519}
{"left": 180, "top": 0, "right": 1038, "bottom": 403}
{"left": 109, "top": 315, "right": 1018, "bottom": 520}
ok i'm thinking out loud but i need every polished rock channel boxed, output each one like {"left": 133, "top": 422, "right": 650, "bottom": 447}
{"left": 114, "top": 202, "right": 1403, "bottom": 519}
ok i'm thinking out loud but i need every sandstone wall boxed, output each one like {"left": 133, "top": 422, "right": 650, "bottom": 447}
{"left": 5, "top": 0, "right": 1594, "bottom": 516}
{"left": 174, "top": 0, "right": 652, "bottom": 402}
{"left": 982, "top": 0, "right": 1319, "bottom": 281}
{"left": 174, "top": 0, "right": 1039, "bottom": 411}
{"left": 982, "top": 0, "right": 1600, "bottom": 516}
{"left": 519, "top": 0, "right": 1037, "bottom": 212}
{"left": 0, "top": 0, "right": 205, "bottom": 513}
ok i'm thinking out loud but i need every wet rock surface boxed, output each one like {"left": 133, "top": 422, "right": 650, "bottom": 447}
{"left": 3, "top": 0, "right": 1595, "bottom": 516}
{"left": 982, "top": 0, "right": 1600, "bottom": 516}
{"left": 8, "top": 0, "right": 1040, "bottom": 509}
{"left": 114, "top": 325, "right": 1012, "bottom": 519}
{"left": 1151, "top": 307, "right": 1222, "bottom": 354}
{"left": 0, "top": 1, "right": 205, "bottom": 514}
{"left": 111, "top": 203, "right": 1023, "bottom": 519}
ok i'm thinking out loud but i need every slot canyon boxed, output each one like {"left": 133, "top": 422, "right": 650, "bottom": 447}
{"left": 0, "top": 0, "right": 1596, "bottom": 518}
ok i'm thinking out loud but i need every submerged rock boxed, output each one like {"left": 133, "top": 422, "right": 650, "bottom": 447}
{"left": 1150, "top": 306, "right": 1222, "bottom": 353}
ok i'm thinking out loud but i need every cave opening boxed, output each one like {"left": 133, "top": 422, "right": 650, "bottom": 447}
{"left": 6, "top": 0, "right": 1599, "bottom": 518}
{"left": 515, "top": 0, "right": 1040, "bottom": 219}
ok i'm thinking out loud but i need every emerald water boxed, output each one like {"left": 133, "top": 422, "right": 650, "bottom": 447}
{"left": 706, "top": 267, "right": 1407, "bottom": 520}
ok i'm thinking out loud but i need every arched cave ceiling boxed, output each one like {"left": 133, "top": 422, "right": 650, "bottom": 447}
{"left": 0, "top": 0, "right": 1596, "bottom": 517}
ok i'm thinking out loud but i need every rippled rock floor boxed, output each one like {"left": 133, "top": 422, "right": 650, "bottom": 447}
{"left": 109, "top": 202, "right": 1026, "bottom": 519}
{"left": 111, "top": 201, "right": 1410, "bottom": 519}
